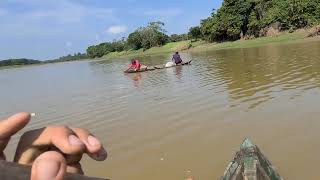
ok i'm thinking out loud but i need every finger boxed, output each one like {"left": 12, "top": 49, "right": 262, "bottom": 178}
{"left": 31, "top": 151, "right": 66, "bottom": 180}
{"left": 0, "top": 112, "right": 31, "bottom": 152}
{"left": 72, "top": 128, "right": 107, "bottom": 161}
{"left": 15, "top": 126, "right": 85, "bottom": 164}
{"left": 47, "top": 146, "right": 83, "bottom": 165}
{"left": 67, "top": 163, "right": 84, "bottom": 174}
{"left": 72, "top": 128, "right": 102, "bottom": 153}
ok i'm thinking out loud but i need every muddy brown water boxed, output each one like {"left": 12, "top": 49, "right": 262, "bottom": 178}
{"left": 1, "top": 40, "right": 320, "bottom": 180}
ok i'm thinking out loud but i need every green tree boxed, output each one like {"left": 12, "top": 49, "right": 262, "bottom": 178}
{"left": 200, "top": 0, "right": 320, "bottom": 42}
{"left": 127, "top": 31, "right": 142, "bottom": 50}
{"left": 264, "top": 0, "right": 320, "bottom": 29}
{"left": 188, "top": 26, "right": 202, "bottom": 40}
{"left": 170, "top": 34, "right": 181, "bottom": 42}
{"left": 139, "top": 21, "right": 169, "bottom": 49}
{"left": 86, "top": 46, "right": 98, "bottom": 58}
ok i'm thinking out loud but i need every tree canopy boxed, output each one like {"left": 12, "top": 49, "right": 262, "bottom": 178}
{"left": 169, "top": 34, "right": 189, "bottom": 42}
{"left": 87, "top": 22, "right": 177, "bottom": 58}
{"left": 199, "top": 0, "right": 320, "bottom": 42}
{"left": 188, "top": 26, "right": 202, "bottom": 40}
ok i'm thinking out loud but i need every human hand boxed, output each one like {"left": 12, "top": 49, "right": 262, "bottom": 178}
{"left": 0, "top": 113, "right": 107, "bottom": 180}
{"left": 0, "top": 112, "right": 30, "bottom": 161}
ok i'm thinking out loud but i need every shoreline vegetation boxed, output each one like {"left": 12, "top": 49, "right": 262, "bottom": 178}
{"left": 2, "top": 0, "right": 320, "bottom": 68}
{"left": 0, "top": 53, "right": 88, "bottom": 68}
{"left": 102, "top": 29, "right": 320, "bottom": 60}
{"left": 1, "top": 28, "right": 319, "bottom": 69}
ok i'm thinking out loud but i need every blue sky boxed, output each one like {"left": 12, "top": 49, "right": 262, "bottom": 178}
{"left": 0, "top": 0, "right": 222, "bottom": 60}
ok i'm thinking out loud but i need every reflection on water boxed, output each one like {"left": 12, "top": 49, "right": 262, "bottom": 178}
{"left": 192, "top": 41, "right": 320, "bottom": 109}
{"left": 175, "top": 66, "right": 183, "bottom": 80}
{"left": 0, "top": 40, "right": 320, "bottom": 180}
{"left": 126, "top": 73, "right": 142, "bottom": 88}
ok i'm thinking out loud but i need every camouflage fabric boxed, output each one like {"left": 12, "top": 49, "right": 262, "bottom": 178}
{"left": 221, "top": 139, "right": 283, "bottom": 180}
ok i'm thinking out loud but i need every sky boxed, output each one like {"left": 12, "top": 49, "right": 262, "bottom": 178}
{"left": 0, "top": 0, "right": 223, "bottom": 60}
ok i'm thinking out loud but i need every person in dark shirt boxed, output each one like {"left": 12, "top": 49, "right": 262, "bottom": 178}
{"left": 172, "top": 52, "right": 183, "bottom": 65}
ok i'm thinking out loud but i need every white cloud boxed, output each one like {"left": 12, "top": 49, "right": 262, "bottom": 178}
{"left": 23, "top": 1, "right": 115, "bottom": 24}
{"left": 144, "top": 8, "right": 183, "bottom": 17}
{"left": 0, "top": 0, "right": 118, "bottom": 39}
{"left": 1, "top": 0, "right": 115, "bottom": 25}
{"left": 106, "top": 25, "right": 128, "bottom": 34}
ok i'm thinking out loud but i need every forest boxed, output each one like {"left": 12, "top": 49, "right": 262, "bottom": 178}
{"left": 198, "top": 0, "right": 320, "bottom": 42}
{"left": 86, "top": 0, "right": 320, "bottom": 59}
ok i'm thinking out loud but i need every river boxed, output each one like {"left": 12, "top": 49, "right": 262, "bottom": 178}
{"left": 1, "top": 40, "right": 320, "bottom": 180}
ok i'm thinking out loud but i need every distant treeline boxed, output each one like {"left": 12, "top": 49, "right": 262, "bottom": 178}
{"left": 86, "top": 21, "right": 190, "bottom": 58}
{"left": 46, "top": 53, "right": 88, "bottom": 63}
{"left": 0, "top": 59, "right": 41, "bottom": 67}
{"left": 0, "top": 53, "right": 88, "bottom": 67}
{"left": 197, "top": 0, "right": 320, "bottom": 42}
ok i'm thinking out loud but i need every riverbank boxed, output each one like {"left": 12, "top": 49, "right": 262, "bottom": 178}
{"left": 0, "top": 59, "right": 90, "bottom": 70}
{"left": 0, "top": 53, "right": 88, "bottom": 69}
{"left": 103, "top": 29, "right": 320, "bottom": 60}
{"left": 190, "top": 29, "right": 320, "bottom": 53}
{"left": 2, "top": 29, "right": 318, "bottom": 70}
{"left": 102, "top": 41, "right": 192, "bottom": 59}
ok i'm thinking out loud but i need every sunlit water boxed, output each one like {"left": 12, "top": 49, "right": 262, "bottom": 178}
{"left": 1, "top": 40, "right": 320, "bottom": 180}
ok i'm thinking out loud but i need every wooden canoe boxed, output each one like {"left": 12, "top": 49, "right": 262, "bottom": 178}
{"left": 221, "top": 139, "right": 283, "bottom": 180}
{"left": 124, "top": 60, "right": 192, "bottom": 73}
{"left": 0, "top": 161, "right": 107, "bottom": 180}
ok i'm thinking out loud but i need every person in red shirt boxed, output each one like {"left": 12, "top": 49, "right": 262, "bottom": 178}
{"left": 127, "top": 59, "right": 142, "bottom": 71}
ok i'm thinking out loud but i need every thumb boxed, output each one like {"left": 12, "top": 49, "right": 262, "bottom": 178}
{"left": 31, "top": 151, "right": 67, "bottom": 180}
{"left": 0, "top": 112, "right": 31, "bottom": 152}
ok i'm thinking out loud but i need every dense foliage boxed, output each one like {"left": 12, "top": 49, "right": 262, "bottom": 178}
{"left": 128, "top": 22, "right": 169, "bottom": 50}
{"left": 169, "top": 34, "right": 189, "bottom": 42}
{"left": 86, "top": 22, "right": 185, "bottom": 58}
{"left": 188, "top": 26, "right": 202, "bottom": 40}
{"left": 87, "top": 39, "right": 127, "bottom": 58}
{"left": 0, "top": 59, "right": 41, "bottom": 67}
{"left": 200, "top": 0, "right": 320, "bottom": 42}
{"left": 47, "top": 53, "right": 88, "bottom": 63}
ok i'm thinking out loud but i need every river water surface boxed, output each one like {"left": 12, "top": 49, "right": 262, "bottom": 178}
{"left": 1, "top": 40, "right": 320, "bottom": 180}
